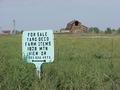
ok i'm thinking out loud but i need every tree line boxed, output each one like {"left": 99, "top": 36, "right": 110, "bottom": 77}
{"left": 89, "top": 27, "right": 120, "bottom": 34}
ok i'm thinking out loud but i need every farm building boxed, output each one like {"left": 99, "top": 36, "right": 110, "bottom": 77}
{"left": 1, "top": 30, "right": 11, "bottom": 35}
{"left": 60, "top": 20, "right": 88, "bottom": 33}
{"left": 0, "top": 30, "right": 18, "bottom": 35}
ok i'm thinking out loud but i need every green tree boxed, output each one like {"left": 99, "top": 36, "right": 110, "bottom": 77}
{"left": 105, "top": 27, "right": 112, "bottom": 34}
{"left": 89, "top": 27, "right": 100, "bottom": 33}
{"left": 117, "top": 28, "right": 120, "bottom": 34}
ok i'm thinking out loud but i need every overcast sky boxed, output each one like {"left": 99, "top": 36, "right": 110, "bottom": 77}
{"left": 0, "top": 0, "right": 120, "bottom": 30}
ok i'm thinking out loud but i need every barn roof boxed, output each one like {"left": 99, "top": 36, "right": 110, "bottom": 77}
{"left": 67, "top": 20, "right": 81, "bottom": 25}
{"left": 65, "top": 20, "right": 81, "bottom": 30}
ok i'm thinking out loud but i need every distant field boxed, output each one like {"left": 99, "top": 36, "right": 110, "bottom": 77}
{"left": 0, "top": 34, "right": 120, "bottom": 90}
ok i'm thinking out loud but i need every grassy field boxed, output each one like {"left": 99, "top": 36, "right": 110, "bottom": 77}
{"left": 0, "top": 34, "right": 120, "bottom": 90}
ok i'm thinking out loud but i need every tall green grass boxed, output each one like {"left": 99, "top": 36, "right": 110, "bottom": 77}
{"left": 0, "top": 35, "right": 120, "bottom": 90}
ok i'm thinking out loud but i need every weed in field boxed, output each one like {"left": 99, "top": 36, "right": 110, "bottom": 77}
{"left": 0, "top": 35, "right": 120, "bottom": 90}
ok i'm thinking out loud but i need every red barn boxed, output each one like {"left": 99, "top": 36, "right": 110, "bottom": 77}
{"left": 65, "top": 20, "right": 88, "bottom": 33}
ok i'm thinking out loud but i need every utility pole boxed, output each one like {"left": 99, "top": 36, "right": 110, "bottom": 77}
{"left": 12, "top": 19, "right": 16, "bottom": 34}
{"left": 0, "top": 27, "right": 2, "bottom": 34}
{"left": 0, "top": 26, "right": 2, "bottom": 30}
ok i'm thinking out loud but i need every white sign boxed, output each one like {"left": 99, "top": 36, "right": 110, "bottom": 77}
{"left": 22, "top": 30, "right": 54, "bottom": 64}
